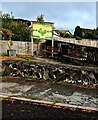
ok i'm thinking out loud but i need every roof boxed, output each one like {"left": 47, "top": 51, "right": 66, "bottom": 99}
{"left": 54, "top": 30, "right": 72, "bottom": 35}
{"left": 53, "top": 31, "right": 59, "bottom": 36}
{"left": 7, "top": 18, "right": 31, "bottom": 26}
{"left": 81, "top": 28, "right": 95, "bottom": 33}
{"left": 31, "top": 21, "right": 54, "bottom": 25}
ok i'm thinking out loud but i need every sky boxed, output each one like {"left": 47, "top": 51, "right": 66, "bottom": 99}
{"left": 1, "top": 2, "right": 97, "bottom": 34}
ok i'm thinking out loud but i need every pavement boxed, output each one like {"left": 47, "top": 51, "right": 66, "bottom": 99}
{"left": 0, "top": 77, "right": 98, "bottom": 112}
{"left": 0, "top": 56, "right": 98, "bottom": 113}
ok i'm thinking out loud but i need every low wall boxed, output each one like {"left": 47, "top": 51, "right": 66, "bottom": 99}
{"left": 2, "top": 60, "right": 98, "bottom": 85}
{"left": 54, "top": 37, "right": 98, "bottom": 48}
{"left": 0, "top": 40, "right": 37, "bottom": 55}
{"left": 1, "top": 38, "right": 98, "bottom": 56}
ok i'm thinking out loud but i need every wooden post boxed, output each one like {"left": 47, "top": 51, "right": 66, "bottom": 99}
{"left": 52, "top": 26, "right": 54, "bottom": 58}
{"left": 31, "top": 22, "right": 34, "bottom": 56}
{"left": 52, "top": 37, "right": 54, "bottom": 57}
{"left": 31, "top": 37, "right": 34, "bottom": 56}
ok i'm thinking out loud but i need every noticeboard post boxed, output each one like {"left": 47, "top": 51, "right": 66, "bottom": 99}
{"left": 31, "top": 21, "right": 54, "bottom": 57}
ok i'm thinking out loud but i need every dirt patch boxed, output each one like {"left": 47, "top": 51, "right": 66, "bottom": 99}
{"left": 2, "top": 98, "right": 98, "bottom": 119}
{"left": 0, "top": 56, "right": 25, "bottom": 61}
{"left": 1, "top": 76, "right": 97, "bottom": 90}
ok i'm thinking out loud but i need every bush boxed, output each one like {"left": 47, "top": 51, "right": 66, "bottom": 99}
{"left": 75, "top": 36, "right": 82, "bottom": 40}
{"left": 64, "top": 33, "right": 73, "bottom": 38}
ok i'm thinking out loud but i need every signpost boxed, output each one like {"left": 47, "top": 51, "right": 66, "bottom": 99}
{"left": 30, "top": 22, "right": 34, "bottom": 56}
{"left": 32, "top": 23, "right": 53, "bottom": 40}
{"left": 31, "top": 21, "right": 54, "bottom": 57}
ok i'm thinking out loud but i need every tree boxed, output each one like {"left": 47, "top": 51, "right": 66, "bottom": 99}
{"left": 1, "top": 11, "right": 31, "bottom": 41}
{"left": 0, "top": 11, "right": 14, "bottom": 28}
{"left": 95, "top": 27, "right": 98, "bottom": 39}
{"left": 36, "top": 14, "right": 44, "bottom": 22}
{"left": 96, "top": 27, "right": 98, "bottom": 34}
{"left": 8, "top": 21, "right": 31, "bottom": 41}
{"left": 64, "top": 33, "right": 73, "bottom": 38}
{"left": 60, "top": 32, "right": 73, "bottom": 38}
{"left": 0, "top": 11, "right": 14, "bottom": 20}
{"left": 60, "top": 32, "right": 65, "bottom": 37}
{"left": 2, "top": 28, "right": 13, "bottom": 40}
{"left": 85, "top": 32, "right": 95, "bottom": 39}
{"left": 74, "top": 26, "right": 82, "bottom": 38}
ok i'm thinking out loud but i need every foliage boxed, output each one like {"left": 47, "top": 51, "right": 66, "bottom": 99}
{"left": 9, "top": 21, "right": 31, "bottom": 41}
{"left": 2, "top": 28, "right": 14, "bottom": 50}
{"left": 70, "top": 59, "right": 97, "bottom": 67}
{"left": 95, "top": 27, "right": 98, "bottom": 39}
{"left": 60, "top": 32, "right": 73, "bottom": 38}
{"left": 2, "top": 28, "right": 13, "bottom": 40}
{"left": 1, "top": 11, "right": 14, "bottom": 29}
{"left": 60, "top": 33, "right": 65, "bottom": 37}
{"left": 96, "top": 27, "right": 98, "bottom": 34}
{"left": 0, "top": 11, "right": 14, "bottom": 20}
{"left": 1, "top": 11, "right": 31, "bottom": 41}
{"left": 7, "top": 39, "right": 13, "bottom": 50}
{"left": 1, "top": 53, "right": 7, "bottom": 56}
{"left": 64, "top": 33, "right": 73, "bottom": 38}
{"left": 74, "top": 25, "right": 98, "bottom": 39}
{"left": 75, "top": 36, "right": 82, "bottom": 40}
{"left": 85, "top": 32, "right": 95, "bottom": 39}
{"left": 74, "top": 26, "right": 82, "bottom": 38}
{"left": 36, "top": 14, "right": 45, "bottom": 22}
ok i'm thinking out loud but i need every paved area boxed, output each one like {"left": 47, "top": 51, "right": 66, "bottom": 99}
{"left": 0, "top": 77, "right": 98, "bottom": 111}
{"left": 1, "top": 56, "right": 98, "bottom": 113}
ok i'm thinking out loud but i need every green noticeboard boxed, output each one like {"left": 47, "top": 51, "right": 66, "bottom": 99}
{"left": 32, "top": 23, "right": 53, "bottom": 40}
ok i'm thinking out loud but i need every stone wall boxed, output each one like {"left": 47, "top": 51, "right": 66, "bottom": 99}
{"left": 1, "top": 37, "right": 98, "bottom": 56}
{"left": 0, "top": 40, "right": 37, "bottom": 55}
{"left": 2, "top": 60, "right": 98, "bottom": 85}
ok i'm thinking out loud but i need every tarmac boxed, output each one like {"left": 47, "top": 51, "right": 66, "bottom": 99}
{"left": 0, "top": 56, "right": 98, "bottom": 119}
{"left": 0, "top": 77, "right": 98, "bottom": 112}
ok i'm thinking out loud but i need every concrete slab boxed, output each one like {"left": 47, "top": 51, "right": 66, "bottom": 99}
{"left": 0, "top": 78, "right": 98, "bottom": 111}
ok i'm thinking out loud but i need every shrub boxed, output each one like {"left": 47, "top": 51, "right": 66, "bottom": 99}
{"left": 75, "top": 36, "right": 82, "bottom": 40}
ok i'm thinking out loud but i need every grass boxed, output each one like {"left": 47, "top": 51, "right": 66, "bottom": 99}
{"left": 70, "top": 59, "right": 98, "bottom": 67}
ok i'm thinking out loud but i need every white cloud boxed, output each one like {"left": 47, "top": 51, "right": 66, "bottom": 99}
{"left": 2, "top": 2, "right": 96, "bottom": 33}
